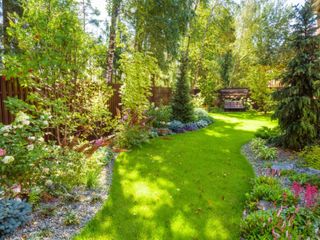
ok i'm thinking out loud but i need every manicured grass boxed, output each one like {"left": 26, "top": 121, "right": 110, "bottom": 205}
{"left": 75, "top": 112, "right": 275, "bottom": 240}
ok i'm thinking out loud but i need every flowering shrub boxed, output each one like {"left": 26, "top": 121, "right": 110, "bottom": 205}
{"left": 292, "top": 182, "right": 303, "bottom": 198}
{"left": 194, "top": 108, "right": 214, "bottom": 124}
{"left": 147, "top": 105, "right": 172, "bottom": 128}
{"left": 114, "top": 122, "right": 150, "bottom": 149}
{"left": 245, "top": 177, "right": 296, "bottom": 211}
{"left": 304, "top": 184, "right": 318, "bottom": 208}
{"left": 241, "top": 207, "right": 319, "bottom": 239}
{"left": 0, "top": 111, "right": 86, "bottom": 197}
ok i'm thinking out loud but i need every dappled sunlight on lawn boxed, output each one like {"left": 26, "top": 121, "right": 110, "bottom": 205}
{"left": 75, "top": 112, "right": 275, "bottom": 240}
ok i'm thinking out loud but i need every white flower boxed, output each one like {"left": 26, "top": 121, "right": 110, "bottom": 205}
{"left": 28, "top": 136, "right": 36, "bottom": 141}
{"left": 3, "top": 133, "right": 8, "bottom": 137}
{"left": 38, "top": 137, "right": 45, "bottom": 142}
{"left": 27, "top": 144, "right": 34, "bottom": 151}
{"left": 0, "top": 125, "right": 12, "bottom": 133}
{"left": 21, "top": 120, "right": 30, "bottom": 126}
{"left": 45, "top": 180, "right": 53, "bottom": 187}
{"left": 15, "top": 112, "right": 30, "bottom": 123}
{"left": 42, "top": 121, "right": 49, "bottom": 126}
{"left": 43, "top": 168, "right": 50, "bottom": 174}
{"left": 2, "top": 156, "right": 14, "bottom": 164}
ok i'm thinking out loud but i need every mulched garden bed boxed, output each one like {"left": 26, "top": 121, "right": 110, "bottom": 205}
{"left": 5, "top": 158, "right": 115, "bottom": 240}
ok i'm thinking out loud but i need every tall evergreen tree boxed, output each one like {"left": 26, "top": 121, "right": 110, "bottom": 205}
{"left": 171, "top": 55, "right": 194, "bottom": 123}
{"left": 273, "top": 1, "right": 320, "bottom": 150}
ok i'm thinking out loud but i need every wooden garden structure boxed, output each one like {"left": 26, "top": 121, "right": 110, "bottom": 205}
{"left": 218, "top": 88, "right": 249, "bottom": 111}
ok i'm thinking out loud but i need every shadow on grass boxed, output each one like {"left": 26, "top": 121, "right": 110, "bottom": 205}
{"left": 75, "top": 113, "right": 274, "bottom": 240}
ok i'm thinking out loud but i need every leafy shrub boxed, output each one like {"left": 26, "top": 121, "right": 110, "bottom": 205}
{"left": 83, "top": 147, "right": 112, "bottom": 189}
{"left": 0, "top": 110, "right": 88, "bottom": 197}
{"left": 241, "top": 207, "right": 319, "bottom": 239}
{"left": 168, "top": 120, "right": 185, "bottom": 133}
{"left": 256, "top": 146, "right": 277, "bottom": 161}
{"left": 0, "top": 199, "right": 31, "bottom": 236}
{"left": 250, "top": 138, "right": 277, "bottom": 160}
{"left": 119, "top": 52, "right": 159, "bottom": 123}
{"left": 114, "top": 123, "right": 150, "bottom": 149}
{"left": 194, "top": 108, "right": 214, "bottom": 124}
{"left": 192, "top": 94, "right": 205, "bottom": 108}
{"left": 250, "top": 138, "right": 267, "bottom": 152}
{"left": 255, "top": 126, "right": 280, "bottom": 140}
{"left": 147, "top": 105, "right": 172, "bottom": 128}
{"left": 300, "top": 145, "right": 320, "bottom": 170}
{"left": 246, "top": 177, "right": 296, "bottom": 211}
{"left": 28, "top": 186, "right": 42, "bottom": 207}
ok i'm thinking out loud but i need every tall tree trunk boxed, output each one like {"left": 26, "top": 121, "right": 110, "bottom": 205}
{"left": 106, "top": 0, "right": 121, "bottom": 84}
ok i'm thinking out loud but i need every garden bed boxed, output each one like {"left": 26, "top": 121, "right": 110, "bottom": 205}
{"left": 242, "top": 143, "right": 320, "bottom": 187}
{"left": 5, "top": 158, "right": 115, "bottom": 240}
{"left": 240, "top": 141, "right": 320, "bottom": 239}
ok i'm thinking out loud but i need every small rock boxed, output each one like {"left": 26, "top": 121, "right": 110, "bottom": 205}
{"left": 271, "top": 163, "right": 295, "bottom": 171}
{"left": 257, "top": 200, "right": 274, "bottom": 211}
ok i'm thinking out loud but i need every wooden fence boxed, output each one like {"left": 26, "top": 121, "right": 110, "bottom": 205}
{"left": 0, "top": 79, "right": 198, "bottom": 124}
{"left": 0, "top": 78, "right": 28, "bottom": 124}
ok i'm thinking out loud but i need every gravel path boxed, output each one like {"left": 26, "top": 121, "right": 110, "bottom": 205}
{"left": 5, "top": 158, "right": 115, "bottom": 240}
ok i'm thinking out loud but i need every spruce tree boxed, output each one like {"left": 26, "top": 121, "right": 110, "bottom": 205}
{"left": 273, "top": 1, "right": 320, "bottom": 150}
{"left": 171, "top": 55, "right": 194, "bottom": 123}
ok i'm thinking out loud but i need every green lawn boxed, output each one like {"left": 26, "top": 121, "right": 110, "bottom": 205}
{"left": 75, "top": 112, "right": 275, "bottom": 240}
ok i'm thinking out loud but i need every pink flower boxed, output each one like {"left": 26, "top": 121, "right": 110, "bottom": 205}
{"left": 292, "top": 182, "right": 303, "bottom": 198}
{"left": 304, "top": 184, "right": 318, "bottom": 208}
{"left": 94, "top": 139, "right": 104, "bottom": 147}
{"left": 0, "top": 148, "right": 6, "bottom": 157}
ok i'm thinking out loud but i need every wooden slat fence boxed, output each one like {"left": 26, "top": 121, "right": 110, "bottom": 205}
{"left": 0, "top": 78, "right": 198, "bottom": 124}
{"left": 0, "top": 77, "right": 27, "bottom": 124}
{"left": 108, "top": 84, "right": 173, "bottom": 117}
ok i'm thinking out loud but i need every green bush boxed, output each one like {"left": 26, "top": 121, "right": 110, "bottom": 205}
{"left": 254, "top": 126, "right": 280, "bottom": 142}
{"left": 256, "top": 146, "right": 277, "bottom": 161}
{"left": 300, "top": 145, "right": 320, "bottom": 170}
{"left": 250, "top": 138, "right": 277, "bottom": 160}
{"left": 83, "top": 147, "right": 112, "bottom": 189}
{"left": 114, "top": 123, "right": 150, "bottom": 149}
{"left": 246, "top": 177, "right": 296, "bottom": 211}
{"left": 147, "top": 105, "right": 172, "bottom": 128}
{"left": 193, "top": 108, "right": 214, "bottom": 124}
{"left": 250, "top": 138, "right": 267, "bottom": 151}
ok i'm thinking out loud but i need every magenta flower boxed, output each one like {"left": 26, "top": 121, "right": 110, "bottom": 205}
{"left": 0, "top": 148, "right": 6, "bottom": 157}
{"left": 94, "top": 139, "right": 104, "bottom": 147}
{"left": 304, "top": 184, "right": 318, "bottom": 208}
{"left": 292, "top": 182, "right": 303, "bottom": 198}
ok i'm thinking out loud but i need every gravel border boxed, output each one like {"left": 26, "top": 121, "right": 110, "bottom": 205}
{"left": 242, "top": 141, "right": 320, "bottom": 189}
{"left": 5, "top": 157, "right": 115, "bottom": 240}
